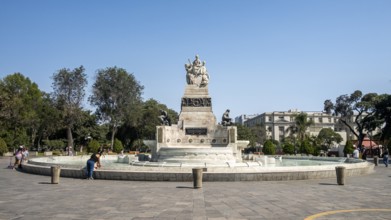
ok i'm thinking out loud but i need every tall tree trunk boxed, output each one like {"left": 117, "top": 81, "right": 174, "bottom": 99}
{"left": 110, "top": 125, "right": 116, "bottom": 151}
{"left": 67, "top": 126, "right": 73, "bottom": 155}
{"left": 30, "top": 127, "right": 37, "bottom": 149}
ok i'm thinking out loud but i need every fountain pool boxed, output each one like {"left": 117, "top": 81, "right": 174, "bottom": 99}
{"left": 22, "top": 155, "right": 374, "bottom": 181}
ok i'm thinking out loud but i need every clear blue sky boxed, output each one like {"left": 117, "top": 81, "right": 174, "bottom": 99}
{"left": 1, "top": 0, "right": 390, "bottom": 119}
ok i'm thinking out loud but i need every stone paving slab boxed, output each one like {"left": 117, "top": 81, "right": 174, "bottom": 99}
{"left": 0, "top": 157, "right": 390, "bottom": 220}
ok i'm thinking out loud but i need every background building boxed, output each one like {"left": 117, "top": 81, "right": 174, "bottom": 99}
{"left": 235, "top": 114, "right": 260, "bottom": 125}
{"left": 243, "top": 109, "right": 352, "bottom": 155}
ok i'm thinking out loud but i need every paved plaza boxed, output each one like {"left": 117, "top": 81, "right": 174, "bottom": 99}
{"left": 0, "top": 157, "right": 390, "bottom": 220}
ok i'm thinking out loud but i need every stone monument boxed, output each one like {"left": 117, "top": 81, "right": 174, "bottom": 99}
{"left": 150, "top": 55, "right": 248, "bottom": 165}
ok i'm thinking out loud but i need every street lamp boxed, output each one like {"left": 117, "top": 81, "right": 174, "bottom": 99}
{"left": 84, "top": 134, "right": 92, "bottom": 153}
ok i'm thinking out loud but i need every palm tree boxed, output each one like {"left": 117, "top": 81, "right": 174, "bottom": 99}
{"left": 286, "top": 112, "right": 314, "bottom": 145}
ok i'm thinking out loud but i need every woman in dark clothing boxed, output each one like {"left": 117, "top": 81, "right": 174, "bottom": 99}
{"left": 381, "top": 148, "right": 389, "bottom": 167}
{"left": 86, "top": 151, "right": 102, "bottom": 180}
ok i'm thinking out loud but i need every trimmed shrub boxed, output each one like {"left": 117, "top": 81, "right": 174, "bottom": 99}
{"left": 343, "top": 140, "right": 354, "bottom": 156}
{"left": 282, "top": 142, "right": 295, "bottom": 154}
{"left": 87, "top": 140, "right": 101, "bottom": 153}
{"left": 42, "top": 139, "right": 66, "bottom": 151}
{"left": 113, "top": 138, "right": 124, "bottom": 154}
{"left": 300, "top": 139, "right": 314, "bottom": 155}
{"left": 263, "top": 140, "right": 276, "bottom": 155}
{"left": 0, "top": 138, "right": 8, "bottom": 156}
{"left": 52, "top": 150, "right": 62, "bottom": 156}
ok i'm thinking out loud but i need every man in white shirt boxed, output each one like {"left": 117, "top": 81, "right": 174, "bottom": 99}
{"left": 353, "top": 147, "right": 359, "bottom": 159}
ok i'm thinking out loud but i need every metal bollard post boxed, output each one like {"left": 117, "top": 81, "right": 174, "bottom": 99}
{"left": 373, "top": 156, "right": 378, "bottom": 166}
{"left": 51, "top": 165, "right": 61, "bottom": 184}
{"left": 192, "top": 168, "right": 203, "bottom": 188}
{"left": 335, "top": 166, "right": 345, "bottom": 185}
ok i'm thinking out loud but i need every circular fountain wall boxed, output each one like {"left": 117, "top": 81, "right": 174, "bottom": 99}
{"left": 23, "top": 155, "right": 374, "bottom": 181}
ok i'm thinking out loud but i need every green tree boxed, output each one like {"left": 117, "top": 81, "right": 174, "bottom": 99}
{"left": 42, "top": 139, "right": 66, "bottom": 151}
{"left": 262, "top": 140, "right": 276, "bottom": 155}
{"left": 325, "top": 90, "right": 378, "bottom": 149}
{"left": 113, "top": 138, "right": 124, "bottom": 153}
{"left": 249, "top": 123, "right": 266, "bottom": 146}
{"left": 236, "top": 124, "right": 256, "bottom": 146}
{"left": 0, "top": 73, "right": 43, "bottom": 149}
{"left": 89, "top": 67, "right": 144, "bottom": 150}
{"left": 36, "top": 93, "right": 61, "bottom": 149}
{"left": 72, "top": 110, "right": 100, "bottom": 152}
{"left": 137, "top": 99, "right": 178, "bottom": 140}
{"left": 343, "top": 140, "right": 354, "bottom": 157}
{"left": 317, "top": 128, "right": 343, "bottom": 150}
{"left": 51, "top": 66, "right": 87, "bottom": 152}
{"left": 0, "top": 138, "right": 8, "bottom": 155}
{"left": 300, "top": 139, "right": 314, "bottom": 155}
{"left": 372, "top": 94, "right": 391, "bottom": 146}
{"left": 282, "top": 142, "right": 294, "bottom": 154}
{"left": 286, "top": 112, "right": 314, "bottom": 151}
{"left": 87, "top": 139, "right": 101, "bottom": 153}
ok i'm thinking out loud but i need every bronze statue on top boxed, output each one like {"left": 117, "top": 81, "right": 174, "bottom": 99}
{"left": 158, "top": 109, "right": 171, "bottom": 126}
{"left": 221, "top": 109, "right": 233, "bottom": 126}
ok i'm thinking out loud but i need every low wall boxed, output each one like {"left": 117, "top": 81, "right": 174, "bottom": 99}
{"left": 21, "top": 156, "right": 374, "bottom": 182}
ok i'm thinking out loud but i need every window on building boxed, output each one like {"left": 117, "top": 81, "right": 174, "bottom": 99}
{"left": 278, "top": 116, "right": 284, "bottom": 121}
{"left": 279, "top": 126, "right": 284, "bottom": 136}
{"left": 328, "top": 117, "right": 332, "bottom": 123}
{"left": 319, "top": 117, "right": 323, "bottom": 123}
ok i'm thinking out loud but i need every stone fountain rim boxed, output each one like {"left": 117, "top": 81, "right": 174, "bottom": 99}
{"left": 21, "top": 155, "right": 374, "bottom": 181}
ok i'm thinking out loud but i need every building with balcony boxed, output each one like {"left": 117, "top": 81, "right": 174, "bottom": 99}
{"left": 244, "top": 109, "right": 347, "bottom": 143}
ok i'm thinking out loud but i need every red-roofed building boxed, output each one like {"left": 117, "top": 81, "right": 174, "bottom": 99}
{"left": 355, "top": 137, "right": 378, "bottom": 149}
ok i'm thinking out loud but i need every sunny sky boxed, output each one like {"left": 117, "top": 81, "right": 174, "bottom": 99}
{"left": 1, "top": 0, "right": 390, "bottom": 119}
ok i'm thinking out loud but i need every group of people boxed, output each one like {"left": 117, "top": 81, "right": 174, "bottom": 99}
{"left": 352, "top": 146, "right": 389, "bottom": 167}
{"left": 12, "top": 143, "right": 104, "bottom": 179}
{"left": 13, "top": 145, "right": 29, "bottom": 169}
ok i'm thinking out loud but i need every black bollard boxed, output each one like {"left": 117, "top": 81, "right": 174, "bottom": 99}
{"left": 192, "top": 168, "right": 203, "bottom": 188}
{"left": 335, "top": 166, "right": 345, "bottom": 185}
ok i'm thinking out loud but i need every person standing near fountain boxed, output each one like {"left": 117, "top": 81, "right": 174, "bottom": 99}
{"left": 381, "top": 148, "right": 389, "bottom": 167}
{"left": 352, "top": 146, "right": 359, "bottom": 159}
{"left": 86, "top": 150, "right": 103, "bottom": 180}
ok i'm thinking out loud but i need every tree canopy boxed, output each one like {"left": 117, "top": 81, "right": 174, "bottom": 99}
{"left": 52, "top": 66, "right": 87, "bottom": 151}
{"left": 324, "top": 90, "right": 378, "bottom": 148}
{"left": 0, "top": 73, "right": 42, "bottom": 149}
{"left": 317, "top": 128, "right": 343, "bottom": 149}
{"left": 89, "top": 67, "right": 144, "bottom": 150}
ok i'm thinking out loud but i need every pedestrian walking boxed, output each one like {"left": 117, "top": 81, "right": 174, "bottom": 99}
{"left": 381, "top": 148, "right": 389, "bottom": 167}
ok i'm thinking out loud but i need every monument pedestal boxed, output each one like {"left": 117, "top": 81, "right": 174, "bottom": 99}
{"left": 151, "top": 56, "right": 247, "bottom": 164}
